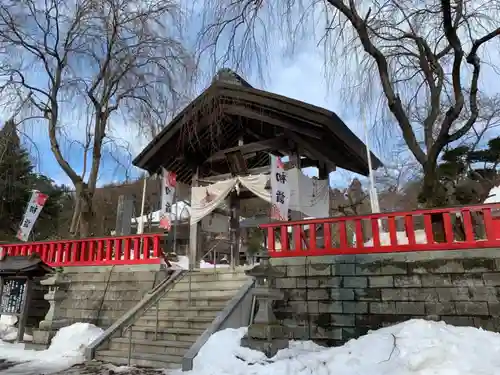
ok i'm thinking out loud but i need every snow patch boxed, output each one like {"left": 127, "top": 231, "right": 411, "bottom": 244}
{"left": 0, "top": 322, "right": 103, "bottom": 374}
{"left": 170, "top": 255, "right": 230, "bottom": 270}
{"left": 364, "top": 229, "right": 429, "bottom": 246}
{"left": 177, "top": 319, "right": 500, "bottom": 375}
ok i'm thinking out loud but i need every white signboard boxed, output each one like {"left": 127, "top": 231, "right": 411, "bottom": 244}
{"left": 159, "top": 168, "right": 176, "bottom": 230}
{"left": 17, "top": 190, "right": 48, "bottom": 242}
{"left": 270, "top": 155, "right": 290, "bottom": 221}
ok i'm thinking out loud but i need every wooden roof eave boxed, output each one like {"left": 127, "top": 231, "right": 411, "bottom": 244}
{"left": 133, "top": 81, "right": 383, "bottom": 175}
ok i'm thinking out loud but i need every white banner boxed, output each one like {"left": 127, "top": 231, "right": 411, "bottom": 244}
{"left": 270, "top": 156, "right": 290, "bottom": 221}
{"left": 159, "top": 168, "right": 176, "bottom": 230}
{"left": 17, "top": 190, "right": 48, "bottom": 242}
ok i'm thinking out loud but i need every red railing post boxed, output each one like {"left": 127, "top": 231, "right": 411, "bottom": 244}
{"left": 133, "top": 237, "right": 140, "bottom": 260}
{"left": 152, "top": 235, "right": 161, "bottom": 258}
{"left": 142, "top": 236, "right": 150, "bottom": 260}
{"left": 267, "top": 227, "right": 275, "bottom": 254}
{"left": 461, "top": 209, "right": 475, "bottom": 242}
{"left": 371, "top": 219, "right": 381, "bottom": 247}
{"left": 388, "top": 216, "right": 398, "bottom": 245}
{"left": 309, "top": 224, "right": 317, "bottom": 251}
{"left": 105, "top": 238, "right": 113, "bottom": 261}
{"left": 405, "top": 215, "right": 416, "bottom": 245}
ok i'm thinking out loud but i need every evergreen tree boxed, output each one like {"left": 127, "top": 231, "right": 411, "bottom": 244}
{"left": 0, "top": 120, "right": 73, "bottom": 241}
{"left": 436, "top": 137, "right": 500, "bottom": 205}
{"left": 0, "top": 120, "right": 34, "bottom": 241}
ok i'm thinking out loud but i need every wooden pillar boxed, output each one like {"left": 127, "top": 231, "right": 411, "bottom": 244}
{"left": 189, "top": 168, "right": 200, "bottom": 270}
{"left": 229, "top": 190, "right": 241, "bottom": 269}
{"left": 318, "top": 162, "right": 329, "bottom": 180}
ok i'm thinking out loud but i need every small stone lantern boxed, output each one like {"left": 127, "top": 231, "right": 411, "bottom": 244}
{"left": 240, "top": 250, "right": 289, "bottom": 357}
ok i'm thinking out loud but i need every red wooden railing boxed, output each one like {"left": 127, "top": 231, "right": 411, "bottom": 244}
{"left": 260, "top": 203, "right": 500, "bottom": 257}
{"left": 0, "top": 234, "right": 163, "bottom": 267}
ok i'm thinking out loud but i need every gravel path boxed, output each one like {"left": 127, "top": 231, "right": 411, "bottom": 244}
{"left": 0, "top": 360, "right": 171, "bottom": 375}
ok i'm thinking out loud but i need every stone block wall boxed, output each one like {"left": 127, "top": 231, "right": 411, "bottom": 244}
{"left": 27, "top": 282, "right": 50, "bottom": 331}
{"left": 31, "top": 264, "right": 170, "bottom": 347}
{"left": 59, "top": 264, "right": 168, "bottom": 328}
{"left": 271, "top": 249, "right": 500, "bottom": 346}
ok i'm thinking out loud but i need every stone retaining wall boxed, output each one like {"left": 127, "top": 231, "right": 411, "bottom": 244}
{"left": 32, "top": 264, "right": 169, "bottom": 347}
{"left": 271, "top": 249, "right": 500, "bottom": 346}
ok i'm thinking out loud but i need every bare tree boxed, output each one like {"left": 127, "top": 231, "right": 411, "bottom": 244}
{"left": 0, "top": 0, "right": 194, "bottom": 236}
{"left": 197, "top": 0, "right": 500, "bottom": 206}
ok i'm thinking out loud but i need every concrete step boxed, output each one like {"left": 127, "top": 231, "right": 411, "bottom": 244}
{"left": 124, "top": 326, "right": 203, "bottom": 342}
{"left": 165, "top": 289, "right": 238, "bottom": 299}
{"left": 158, "top": 296, "right": 231, "bottom": 308}
{"left": 142, "top": 305, "right": 225, "bottom": 318}
{"left": 95, "top": 350, "right": 182, "bottom": 369}
{"left": 173, "top": 279, "right": 247, "bottom": 291}
{"left": 134, "top": 315, "right": 214, "bottom": 330}
{"left": 181, "top": 271, "right": 248, "bottom": 282}
{"left": 109, "top": 337, "right": 192, "bottom": 356}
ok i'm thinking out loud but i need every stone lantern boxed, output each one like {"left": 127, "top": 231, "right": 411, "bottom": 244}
{"left": 240, "top": 250, "right": 289, "bottom": 357}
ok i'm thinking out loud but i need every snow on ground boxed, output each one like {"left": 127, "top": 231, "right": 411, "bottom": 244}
{"left": 363, "top": 229, "right": 428, "bottom": 246}
{"left": 1, "top": 318, "right": 500, "bottom": 374}
{"left": 180, "top": 319, "right": 500, "bottom": 375}
{"left": 171, "top": 255, "right": 230, "bottom": 270}
{"left": 0, "top": 322, "right": 103, "bottom": 375}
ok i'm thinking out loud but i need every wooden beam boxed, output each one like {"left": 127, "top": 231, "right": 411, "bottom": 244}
{"left": 205, "top": 136, "right": 288, "bottom": 163}
{"left": 199, "top": 157, "right": 318, "bottom": 183}
{"left": 205, "top": 136, "right": 287, "bottom": 163}
{"left": 224, "top": 105, "right": 326, "bottom": 139}
{"left": 285, "top": 131, "right": 336, "bottom": 170}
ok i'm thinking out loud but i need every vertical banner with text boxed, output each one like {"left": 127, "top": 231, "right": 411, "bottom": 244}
{"left": 17, "top": 190, "right": 49, "bottom": 242}
{"left": 159, "top": 168, "right": 177, "bottom": 230}
{"left": 270, "top": 156, "right": 290, "bottom": 221}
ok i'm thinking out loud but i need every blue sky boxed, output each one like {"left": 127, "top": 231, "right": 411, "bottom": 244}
{"left": 8, "top": 1, "right": 500, "bottom": 192}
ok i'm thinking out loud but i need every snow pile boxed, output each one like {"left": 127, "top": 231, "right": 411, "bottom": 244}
{"left": 0, "top": 322, "right": 103, "bottom": 374}
{"left": 485, "top": 186, "right": 500, "bottom": 204}
{"left": 364, "top": 229, "right": 428, "bottom": 246}
{"left": 183, "top": 319, "right": 500, "bottom": 375}
{"left": 171, "top": 255, "right": 230, "bottom": 270}
{"left": 0, "top": 315, "right": 33, "bottom": 342}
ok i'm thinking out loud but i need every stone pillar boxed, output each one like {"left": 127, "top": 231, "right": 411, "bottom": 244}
{"left": 240, "top": 251, "right": 289, "bottom": 357}
{"left": 32, "top": 272, "right": 71, "bottom": 347}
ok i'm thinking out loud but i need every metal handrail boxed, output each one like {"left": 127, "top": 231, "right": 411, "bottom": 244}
{"left": 122, "top": 270, "right": 189, "bottom": 366}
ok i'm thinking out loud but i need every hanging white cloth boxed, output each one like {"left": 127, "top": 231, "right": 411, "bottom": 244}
{"left": 190, "top": 174, "right": 271, "bottom": 225}
{"left": 191, "top": 178, "right": 237, "bottom": 224}
{"left": 287, "top": 168, "right": 330, "bottom": 218}
{"left": 239, "top": 174, "right": 271, "bottom": 202}
{"left": 190, "top": 170, "right": 329, "bottom": 224}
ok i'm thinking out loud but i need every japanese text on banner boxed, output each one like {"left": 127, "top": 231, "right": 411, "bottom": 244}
{"left": 270, "top": 156, "right": 290, "bottom": 221}
{"left": 159, "top": 168, "right": 177, "bottom": 230}
{"left": 17, "top": 190, "right": 48, "bottom": 242}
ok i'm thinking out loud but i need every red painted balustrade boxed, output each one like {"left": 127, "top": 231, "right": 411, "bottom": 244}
{"left": 260, "top": 203, "right": 500, "bottom": 257}
{"left": 0, "top": 233, "right": 163, "bottom": 267}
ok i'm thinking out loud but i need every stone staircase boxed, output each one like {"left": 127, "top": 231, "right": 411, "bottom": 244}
{"left": 95, "top": 268, "right": 249, "bottom": 369}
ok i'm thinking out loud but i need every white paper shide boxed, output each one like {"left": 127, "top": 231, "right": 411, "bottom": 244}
{"left": 270, "top": 156, "right": 290, "bottom": 221}
{"left": 159, "top": 168, "right": 176, "bottom": 230}
{"left": 16, "top": 190, "right": 48, "bottom": 242}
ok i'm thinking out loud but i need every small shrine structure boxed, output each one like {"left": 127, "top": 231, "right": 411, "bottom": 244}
{"left": 132, "top": 69, "right": 382, "bottom": 267}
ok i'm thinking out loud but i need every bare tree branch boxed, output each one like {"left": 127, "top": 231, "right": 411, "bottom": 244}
{"left": 0, "top": 0, "right": 194, "bottom": 236}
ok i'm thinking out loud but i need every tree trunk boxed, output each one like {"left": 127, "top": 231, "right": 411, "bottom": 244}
{"left": 69, "top": 184, "right": 83, "bottom": 236}
{"left": 78, "top": 189, "right": 94, "bottom": 238}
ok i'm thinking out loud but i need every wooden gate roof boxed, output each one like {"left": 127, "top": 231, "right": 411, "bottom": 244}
{"left": 133, "top": 70, "right": 382, "bottom": 184}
